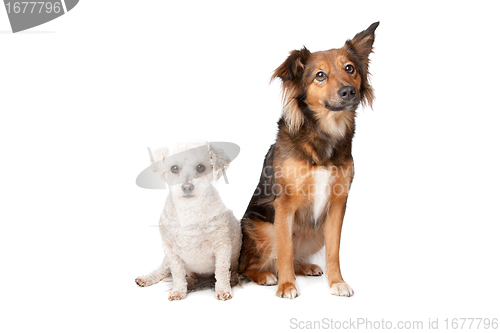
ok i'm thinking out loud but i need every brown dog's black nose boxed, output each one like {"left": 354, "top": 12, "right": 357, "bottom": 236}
{"left": 338, "top": 86, "right": 356, "bottom": 101}
{"left": 181, "top": 182, "right": 194, "bottom": 194}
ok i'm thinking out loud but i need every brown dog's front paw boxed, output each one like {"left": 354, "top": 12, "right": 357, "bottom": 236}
{"left": 306, "top": 264, "right": 323, "bottom": 276}
{"left": 296, "top": 263, "right": 323, "bottom": 276}
{"left": 244, "top": 270, "right": 278, "bottom": 286}
{"left": 276, "top": 282, "right": 299, "bottom": 299}
{"left": 257, "top": 272, "right": 278, "bottom": 286}
{"left": 329, "top": 282, "right": 354, "bottom": 297}
{"left": 168, "top": 290, "right": 187, "bottom": 301}
{"left": 215, "top": 290, "right": 232, "bottom": 301}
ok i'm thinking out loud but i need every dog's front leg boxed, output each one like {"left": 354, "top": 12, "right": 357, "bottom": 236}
{"left": 214, "top": 243, "right": 232, "bottom": 301}
{"left": 324, "top": 163, "right": 354, "bottom": 297}
{"left": 164, "top": 245, "right": 187, "bottom": 301}
{"left": 274, "top": 197, "right": 298, "bottom": 298}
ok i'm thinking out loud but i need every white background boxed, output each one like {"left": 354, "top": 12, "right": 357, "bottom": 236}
{"left": 1, "top": 1, "right": 499, "bottom": 332}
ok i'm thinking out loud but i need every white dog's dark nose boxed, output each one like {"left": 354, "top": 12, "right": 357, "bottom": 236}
{"left": 181, "top": 182, "right": 194, "bottom": 194}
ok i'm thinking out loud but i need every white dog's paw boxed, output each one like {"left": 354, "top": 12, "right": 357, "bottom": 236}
{"left": 168, "top": 289, "right": 187, "bottom": 301}
{"left": 329, "top": 282, "right": 354, "bottom": 297}
{"left": 215, "top": 289, "right": 232, "bottom": 301}
{"left": 135, "top": 276, "right": 153, "bottom": 287}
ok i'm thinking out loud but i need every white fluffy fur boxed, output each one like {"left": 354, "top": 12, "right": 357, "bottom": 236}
{"left": 135, "top": 142, "right": 242, "bottom": 301}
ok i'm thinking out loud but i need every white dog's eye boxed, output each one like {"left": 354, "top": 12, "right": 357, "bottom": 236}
{"left": 197, "top": 164, "right": 206, "bottom": 173}
{"left": 170, "top": 165, "right": 180, "bottom": 174}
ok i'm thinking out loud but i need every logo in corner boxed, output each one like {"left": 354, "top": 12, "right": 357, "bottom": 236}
{"left": 3, "top": 0, "right": 79, "bottom": 33}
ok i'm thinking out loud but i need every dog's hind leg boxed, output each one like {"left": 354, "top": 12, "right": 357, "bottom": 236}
{"left": 239, "top": 220, "right": 278, "bottom": 286}
{"left": 135, "top": 255, "right": 171, "bottom": 287}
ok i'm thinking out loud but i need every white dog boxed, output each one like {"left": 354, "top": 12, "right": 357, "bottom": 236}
{"left": 135, "top": 142, "right": 242, "bottom": 301}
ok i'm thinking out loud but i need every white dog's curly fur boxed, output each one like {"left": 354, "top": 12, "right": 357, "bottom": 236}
{"left": 135, "top": 142, "right": 242, "bottom": 301}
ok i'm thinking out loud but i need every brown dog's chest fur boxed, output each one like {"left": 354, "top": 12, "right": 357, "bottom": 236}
{"left": 276, "top": 102, "right": 354, "bottom": 165}
{"left": 273, "top": 113, "right": 354, "bottom": 226}
{"left": 242, "top": 110, "right": 355, "bottom": 229}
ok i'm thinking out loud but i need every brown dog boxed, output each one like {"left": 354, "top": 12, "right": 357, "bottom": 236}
{"left": 238, "top": 22, "right": 379, "bottom": 298}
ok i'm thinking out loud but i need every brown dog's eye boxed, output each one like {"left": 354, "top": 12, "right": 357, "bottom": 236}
{"left": 170, "top": 165, "right": 180, "bottom": 174}
{"left": 197, "top": 164, "right": 206, "bottom": 173}
{"left": 345, "top": 64, "right": 355, "bottom": 74}
{"left": 315, "top": 71, "right": 327, "bottom": 82}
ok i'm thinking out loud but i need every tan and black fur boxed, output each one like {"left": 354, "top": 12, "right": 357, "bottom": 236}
{"left": 238, "top": 22, "right": 379, "bottom": 298}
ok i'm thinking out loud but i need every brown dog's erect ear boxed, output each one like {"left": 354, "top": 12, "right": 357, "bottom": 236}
{"left": 346, "top": 22, "right": 379, "bottom": 62}
{"left": 343, "top": 22, "right": 379, "bottom": 108}
{"left": 271, "top": 47, "right": 311, "bottom": 134}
